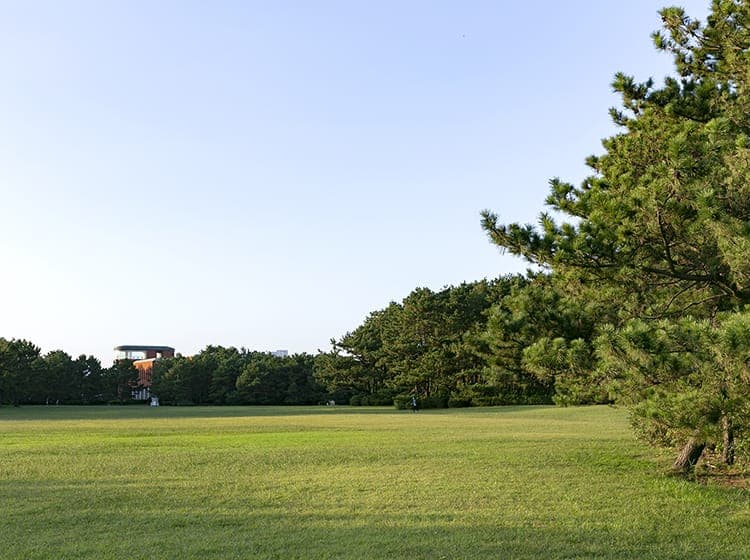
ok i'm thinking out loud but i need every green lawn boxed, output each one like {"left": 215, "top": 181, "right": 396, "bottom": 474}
{"left": 0, "top": 405, "right": 747, "bottom": 559}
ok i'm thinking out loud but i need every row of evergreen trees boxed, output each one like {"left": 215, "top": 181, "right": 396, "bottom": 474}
{"left": 316, "top": 277, "right": 558, "bottom": 408}
{"left": 0, "top": 340, "right": 328, "bottom": 407}
{"left": 1, "top": 273, "right": 589, "bottom": 408}
{"left": 0, "top": 276, "right": 564, "bottom": 408}
{"left": 150, "top": 348, "right": 325, "bottom": 406}
{"left": 0, "top": 338, "right": 144, "bottom": 405}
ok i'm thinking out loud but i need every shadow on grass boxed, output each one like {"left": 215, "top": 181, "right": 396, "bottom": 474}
{"left": 0, "top": 504, "right": 747, "bottom": 560}
{"left": 0, "top": 404, "right": 552, "bottom": 422}
{"left": 0, "top": 482, "right": 745, "bottom": 560}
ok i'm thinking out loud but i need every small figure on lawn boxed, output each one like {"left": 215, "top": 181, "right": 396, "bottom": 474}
{"left": 411, "top": 396, "right": 418, "bottom": 413}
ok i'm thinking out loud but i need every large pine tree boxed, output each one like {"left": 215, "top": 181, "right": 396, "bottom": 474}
{"left": 482, "top": 1, "right": 750, "bottom": 471}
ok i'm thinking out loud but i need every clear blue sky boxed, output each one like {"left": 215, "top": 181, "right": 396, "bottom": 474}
{"left": 0, "top": 0, "right": 710, "bottom": 365}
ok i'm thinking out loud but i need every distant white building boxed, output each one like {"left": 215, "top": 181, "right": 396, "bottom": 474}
{"left": 271, "top": 350, "right": 288, "bottom": 358}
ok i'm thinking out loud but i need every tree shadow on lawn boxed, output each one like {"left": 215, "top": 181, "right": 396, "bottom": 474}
{"left": 0, "top": 404, "right": 396, "bottom": 421}
{"left": 160, "top": 511, "right": 746, "bottom": 560}
{"left": 0, "top": 481, "right": 746, "bottom": 560}
{"left": 0, "top": 404, "right": 556, "bottom": 422}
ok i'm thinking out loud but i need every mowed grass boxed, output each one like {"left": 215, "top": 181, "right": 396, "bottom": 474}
{"left": 1, "top": 406, "right": 748, "bottom": 559}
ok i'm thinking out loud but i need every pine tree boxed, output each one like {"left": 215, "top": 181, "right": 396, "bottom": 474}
{"left": 482, "top": 1, "right": 750, "bottom": 470}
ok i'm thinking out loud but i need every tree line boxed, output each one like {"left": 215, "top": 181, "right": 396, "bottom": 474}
{"left": 317, "top": 276, "right": 561, "bottom": 408}
{"left": 0, "top": 338, "right": 140, "bottom": 405}
{"left": 150, "top": 347, "right": 325, "bottom": 406}
{"left": 0, "top": 277, "right": 563, "bottom": 408}
{"left": 0, "top": 340, "right": 328, "bottom": 407}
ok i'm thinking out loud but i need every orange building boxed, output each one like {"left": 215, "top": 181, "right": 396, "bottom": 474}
{"left": 114, "top": 345, "right": 175, "bottom": 400}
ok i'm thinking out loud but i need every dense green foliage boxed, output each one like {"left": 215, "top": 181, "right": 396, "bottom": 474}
{"left": 0, "top": 340, "right": 326, "bottom": 407}
{"left": 0, "top": 275, "right": 576, "bottom": 411}
{"left": 316, "top": 278, "right": 554, "bottom": 408}
{"left": 152, "top": 347, "right": 326, "bottom": 405}
{"left": 0, "top": 337, "right": 133, "bottom": 405}
{"left": 0, "top": 405, "right": 747, "bottom": 560}
{"left": 482, "top": 1, "right": 750, "bottom": 469}
{"left": 483, "top": 273, "right": 605, "bottom": 406}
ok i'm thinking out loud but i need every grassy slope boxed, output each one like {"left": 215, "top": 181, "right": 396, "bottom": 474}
{"left": 0, "top": 405, "right": 747, "bottom": 559}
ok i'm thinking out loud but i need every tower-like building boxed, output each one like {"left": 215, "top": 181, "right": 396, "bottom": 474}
{"left": 114, "top": 345, "right": 175, "bottom": 400}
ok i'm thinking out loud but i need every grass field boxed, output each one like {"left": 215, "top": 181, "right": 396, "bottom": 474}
{"left": 0, "top": 405, "right": 748, "bottom": 559}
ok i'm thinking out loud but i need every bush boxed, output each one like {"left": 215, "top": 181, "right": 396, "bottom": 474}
{"left": 422, "top": 395, "right": 448, "bottom": 409}
{"left": 348, "top": 390, "right": 395, "bottom": 406}
{"left": 393, "top": 394, "right": 449, "bottom": 410}
{"left": 368, "top": 390, "right": 396, "bottom": 406}
{"left": 448, "top": 396, "right": 472, "bottom": 408}
{"left": 393, "top": 395, "right": 411, "bottom": 410}
{"left": 224, "top": 391, "right": 243, "bottom": 405}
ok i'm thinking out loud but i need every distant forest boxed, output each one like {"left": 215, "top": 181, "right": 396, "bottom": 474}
{"left": 0, "top": 274, "right": 561, "bottom": 409}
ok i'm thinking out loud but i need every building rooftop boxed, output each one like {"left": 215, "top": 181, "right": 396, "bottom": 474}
{"left": 114, "top": 345, "right": 175, "bottom": 352}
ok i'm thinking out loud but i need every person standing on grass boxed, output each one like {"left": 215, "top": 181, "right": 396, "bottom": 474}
{"left": 411, "top": 396, "right": 418, "bottom": 413}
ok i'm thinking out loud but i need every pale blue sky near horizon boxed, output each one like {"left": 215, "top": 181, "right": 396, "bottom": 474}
{"left": 0, "top": 0, "right": 710, "bottom": 365}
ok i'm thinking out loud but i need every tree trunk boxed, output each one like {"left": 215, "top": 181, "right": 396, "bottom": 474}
{"left": 673, "top": 433, "right": 705, "bottom": 474}
{"left": 721, "top": 415, "right": 735, "bottom": 466}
